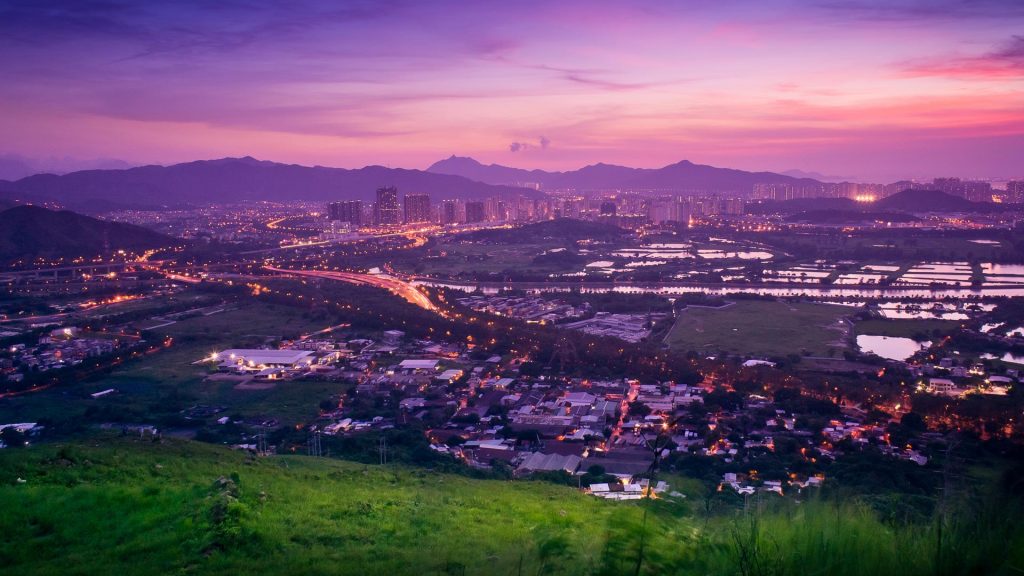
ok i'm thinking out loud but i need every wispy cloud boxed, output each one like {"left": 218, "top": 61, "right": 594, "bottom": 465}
{"left": 1, "top": 0, "right": 1023, "bottom": 179}
{"left": 900, "top": 35, "right": 1024, "bottom": 79}
{"left": 815, "top": 0, "right": 1024, "bottom": 21}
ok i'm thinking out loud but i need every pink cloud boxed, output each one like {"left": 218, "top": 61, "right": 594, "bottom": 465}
{"left": 900, "top": 35, "right": 1024, "bottom": 79}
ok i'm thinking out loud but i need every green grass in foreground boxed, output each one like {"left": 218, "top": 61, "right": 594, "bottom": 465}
{"left": 665, "top": 300, "right": 850, "bottom": 358}
{"left": 1, "top": 436, "right": 1020, "bottom": 576}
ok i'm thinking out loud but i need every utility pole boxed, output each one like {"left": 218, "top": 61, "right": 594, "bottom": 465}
{"left": 255, "top": 425, "right": 268, "bottom": 456}
{"left": 307, "top": 429, "right": 322, "bottom": 457}
{"left": 633, "top": 420, "right": 674, "bottom": 576}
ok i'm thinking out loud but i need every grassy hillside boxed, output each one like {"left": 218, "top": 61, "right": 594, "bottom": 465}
{"left": 1, "top": 436, "right": 1020, "bottom": 575}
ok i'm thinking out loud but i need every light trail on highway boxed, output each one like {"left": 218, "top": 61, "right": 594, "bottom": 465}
{"left": 263, "top": 266, "right": 438, "bottom": 313}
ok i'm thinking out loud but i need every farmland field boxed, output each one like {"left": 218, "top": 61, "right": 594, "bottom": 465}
{"left": 665, "top": 300, "right": 851, "bottom": 358}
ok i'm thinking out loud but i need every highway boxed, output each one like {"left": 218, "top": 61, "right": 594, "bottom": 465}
{"left": 263, "top": 267, "right": 438, "bottom": 313}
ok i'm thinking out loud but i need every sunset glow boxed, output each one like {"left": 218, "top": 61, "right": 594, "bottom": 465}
{"left": 1, "top": 0, "right": 1023, "bottom": 180}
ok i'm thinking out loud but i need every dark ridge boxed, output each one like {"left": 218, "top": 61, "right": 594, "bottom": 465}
{"left": 0, "top": 205, "right": 177, "bottom": 263}
{"left": 428, "top": 156, "right": 821, "bottom": 192}
{"left": 2, "top": 157, "right": 541, "bottom": 211}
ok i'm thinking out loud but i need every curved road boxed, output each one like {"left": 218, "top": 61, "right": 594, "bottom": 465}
{"left": 263, "top": 267, "right": 438, "bottom": 312}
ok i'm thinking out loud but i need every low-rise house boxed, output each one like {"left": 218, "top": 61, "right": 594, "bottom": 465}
{"left": 589, "top": 482, "right": 644, "bottom": 500}
{"left": 517, "top": 452, "right": 582, "bottom": 475}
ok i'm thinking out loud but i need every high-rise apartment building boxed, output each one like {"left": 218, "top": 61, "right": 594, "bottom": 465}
{"left": 465, "top": 201, "right": 486, "bottom": 224}
{"left": 1006, "top": 181, "right": 1024, "bottom": 204}
{"left": 327, "top": 200, "right": 363, "bottom": 226}
{"left": 374, "top": 186, "right": 401, "bottom": 225}
{"left": 403, "top": 194, "right": 431, "bottom": 224}
{"left": 441, "top": 199, "right": 461, "bottom": 225}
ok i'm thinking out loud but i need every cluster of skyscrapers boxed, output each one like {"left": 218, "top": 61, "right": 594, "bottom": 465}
{"left": 327, "top": 189, "right": 555, "bottom": 229}
{"left": 323, "top": 176, "right": 1024, "bottom": 233}
{"left": 325, "top": 187, "right": 757, "bottom": 231}
{"left": 326, "top": 187, "right": 431, "bottom": 229}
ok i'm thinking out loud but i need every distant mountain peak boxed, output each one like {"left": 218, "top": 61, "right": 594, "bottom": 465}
{"left": 665, "top": 159, "right": 694, "bottom": 167}
{"left": 427, "top": 155, "right": 816, "bottom": 192}
{"left": 428, "top": 155, "right": 485, "bottom": 171}
{"left": 210, "top": 156, "right": 267, "bottom": 166}
{"left": 781, "top": 168, "right": 848, "bottom": 182}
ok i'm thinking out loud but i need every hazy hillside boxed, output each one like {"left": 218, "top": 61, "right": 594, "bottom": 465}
{"left": 751, "top": 191, "right": 1008, "bottom": 218}
{"left": 0, "top": 205, "right": 176, "bottom": 262}
{"left": 875, "top": 189, "right": 1000, "bottom": 213}
{"left": 746, "top": 197, "right": 858, "bottom": 215}
{"left": 0, "top": 157, "right": 540, "bottom": 211}
{"left": 428, "top": 156, "right": 821, "bottom": 193}
{"left": 0, "top": 154, "right": 135, "bottom": 182}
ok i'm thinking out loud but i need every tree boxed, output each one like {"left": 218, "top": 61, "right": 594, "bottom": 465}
{"left": 900, "top": 412, "right": 927, "bottom": 433}
{"left": 518, "top": 361, "right": 544, "bottom": 377}
{"left": 628, "top": 401, "right": 652, "bottom": 418}
{"left": 1, "top": 427, "right": 26, "bottom": 448}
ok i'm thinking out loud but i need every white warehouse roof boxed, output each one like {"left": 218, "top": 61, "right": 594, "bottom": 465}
{"left": 399, "top": 359, "right": 440, "bottom": 370}
{"left": 218, "top": 349, "right": 314, "bottom": 366}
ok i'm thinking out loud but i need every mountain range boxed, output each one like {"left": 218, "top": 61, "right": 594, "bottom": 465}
{"left": 0, "top": 157, "right": 538, "bottom": 213}
{"left": 0, "top": 153, "right": 134, "bottom": 182}
{"left": 0, "top": 155, "right": 1008, "bottom": 219}
{"left": 0, "top": 156, "right": 828, "bottom": 212}
{"left": 426, "top": 156, "right": 823, "bottom": 192}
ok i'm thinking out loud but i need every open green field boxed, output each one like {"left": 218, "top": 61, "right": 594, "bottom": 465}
{"left": 665, "top": 300, "right": 851, "bottom": 358}
{"left": 411, "top": 241, "right": 569, "bottom": 275}
{"left": 0, "top": 436, "right": 1019, "bottom": 576}
{"left": 0, "top": 302, "right": 342, "bottom": 429}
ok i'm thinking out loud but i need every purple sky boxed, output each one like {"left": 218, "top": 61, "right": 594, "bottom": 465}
{"left": 1, "top": 0, "right": 1023, "bottom": 182}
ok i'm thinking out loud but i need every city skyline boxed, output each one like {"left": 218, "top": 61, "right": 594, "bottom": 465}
{"left": 1, "top": 0, "right": 1023, "bottom": 182}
